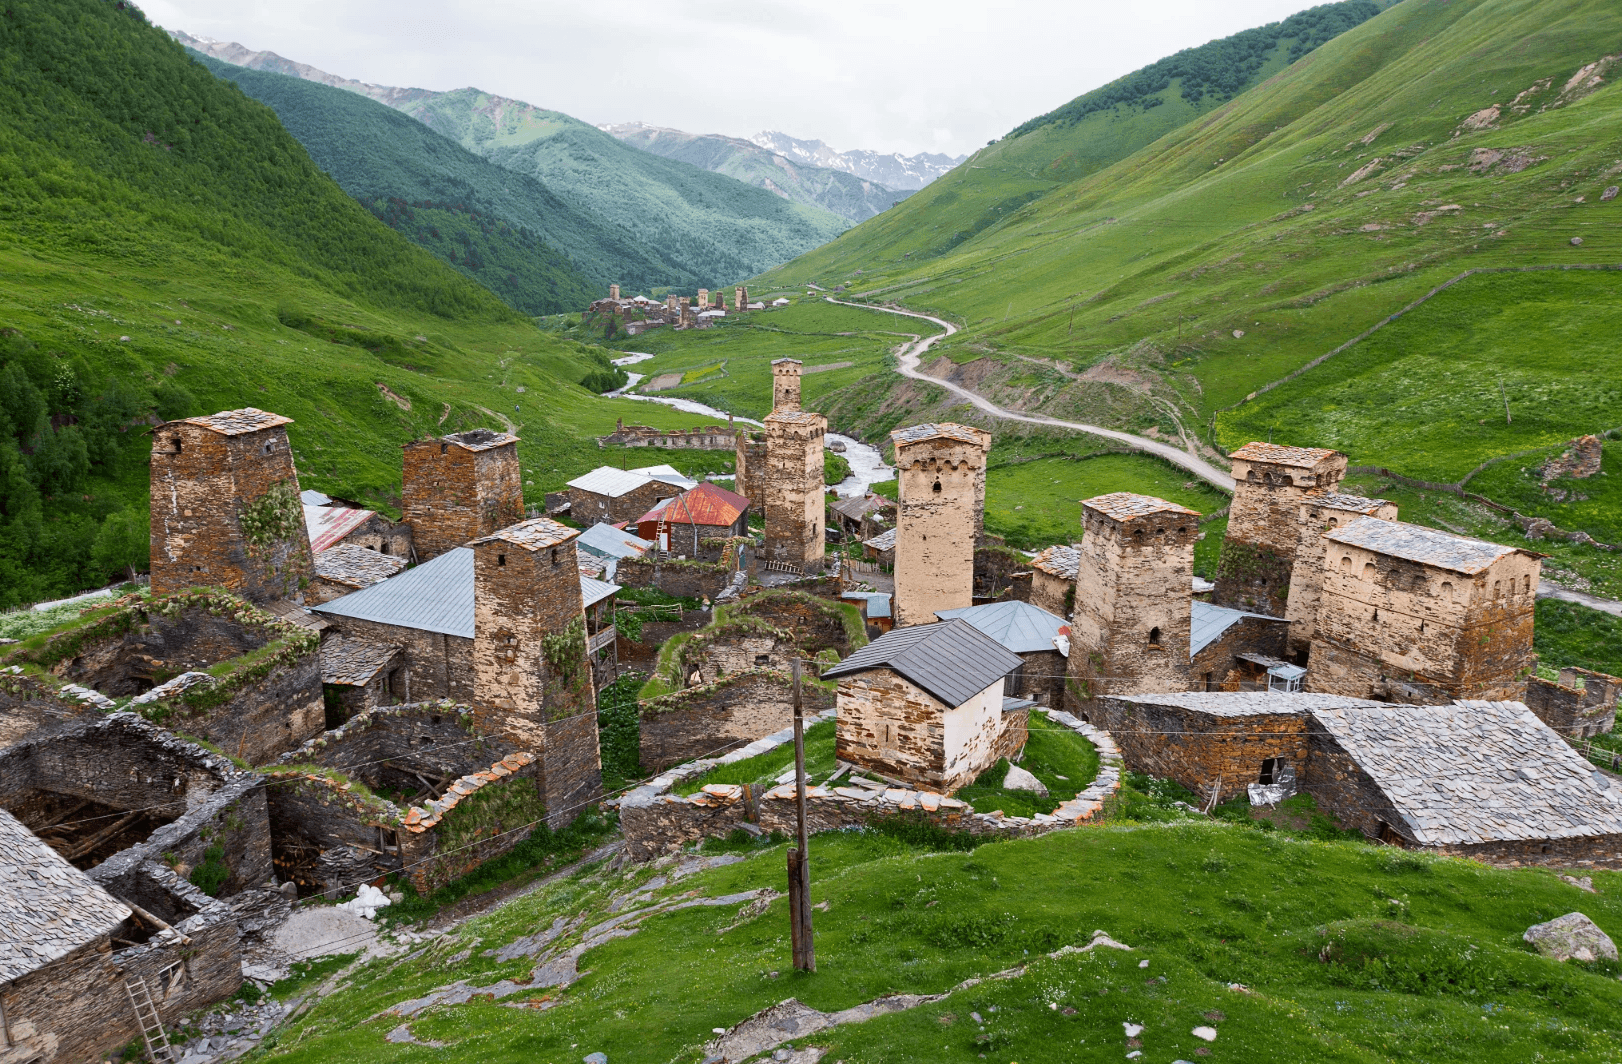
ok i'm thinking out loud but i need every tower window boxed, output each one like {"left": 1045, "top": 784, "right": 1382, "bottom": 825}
{"left": 932, "top": 480, "right": 942, "bottom": 494}
{"left": 497, "top": 554, "right": 506, "bottom": 567}
{"left": 170, "top": 436, "right": 183, "bottom": 453}
{"left": 262, "top": 441, "right": 274, "bottom": 455}
{"left": 551, "top": 548, "right": 559, "bottom": 567}
{"left": 1148, "top": 626, "right": 1162, "bottom": 647}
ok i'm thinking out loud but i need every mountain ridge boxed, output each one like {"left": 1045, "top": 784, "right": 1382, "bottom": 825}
{"left": 748, "top": 130, "right": 965, "bottom": 189}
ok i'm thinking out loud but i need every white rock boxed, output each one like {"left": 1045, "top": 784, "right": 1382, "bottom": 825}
{"left": 1003, "top": 765, "right": 1048, "bottom": 796}
{"left": 1192, "top": 1025, "right": 1218, "bottom": 1042}
{"left": 1524, "top": 912, "right": 1617, "bottom": 962}
{"left": 1123, "top": 1022, "right": 1144, "bottom": 1037}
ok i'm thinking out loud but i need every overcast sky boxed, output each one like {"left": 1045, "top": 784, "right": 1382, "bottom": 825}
{"left": 143, "top": 0, "right": 1321, "bottom": 158}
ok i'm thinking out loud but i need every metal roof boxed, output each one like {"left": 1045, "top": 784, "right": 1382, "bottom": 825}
{"left": 568, "top": 466, "right": 658, "bottom": 498}
{"left": 628, "top": 464, "right": 698, "bottom": 490}
{"left": 841, "top": 591, "right": 892, "bottom": 620}
{"left": 635, "top": 482, "right": 749, "bottom": 527}
{"left": 0, "top": 808, "right": 131, "bottom": 982}
{"left": 1312, "top": 701, "right": 1622, "bottom": 846}
{"left": 580, "top": 575, "right": 621, "bottom": 610}
{"left": 176, "top": 408, "right": 291, "bottom": 436}
{"left": 1229, "top": 442, "right": 1342, "bottom": 467}
{"left": 304, "top": 504, "right": 376, "bottom": 553}
{"left": 1189, "top": 600, "right": 1285, "bottom": 658}
{"left": 312, "top": 547, "right": 477, "bottom": 637}
{"left": 577, "top": 522, "right": 654, "bottom": 560}
{"left": 1085, "top": 493, "right": 1200, "bottom": 522}
{"left": 301, "top": 489, "right": 332, "bottom": 506}
{"left": 1326, "top": 517, "right": 1535, "bottom": 574}
{"left": 821, "top": 619, "right": 1022, "bottom": 707}
{"left": 935, "top": 600, "right": 1067, "bottom": 655}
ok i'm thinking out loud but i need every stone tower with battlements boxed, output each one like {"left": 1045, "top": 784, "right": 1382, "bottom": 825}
{"left": 891, "top": 423, "right": 990, "bottom": 626}
{"left": 763, "top": 411, "right": 826, "bottom": 571}
{"left": 1064, "top": 493, "right": 1200, "bottom": 712}
{"left": 471, "top": 517, "right": 602, "bottom": 826}
{"left": 150, "top": 408, "right": 315, "bottom": 604}
{"left": 402, "top": 429, "right": 525, "bottom": 560}
{"left": 772, "top": 358, "right": 802, "bottom": 413}
{"left": 1285, "top": 491, "right": 1398, "bottom": 656}
{"left": 1211, "top": 443, "right": 1347, "bottom": 617}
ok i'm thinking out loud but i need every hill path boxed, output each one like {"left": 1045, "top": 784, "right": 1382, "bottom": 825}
{"left": 824, "top": 298, "right": 1235, "bottom": 492}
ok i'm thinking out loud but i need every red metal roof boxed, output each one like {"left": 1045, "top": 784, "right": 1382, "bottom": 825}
{"left": 634, "top": 481, "right": 749, "bottom": 528}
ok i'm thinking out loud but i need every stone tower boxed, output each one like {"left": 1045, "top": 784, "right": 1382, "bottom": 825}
{"left": 763, "top": 410, "right": 826, "bottom": 570}
{"left": 471, "top": 517, "right": 602, "bottom": 827}
{"left": 735, "top": 429, "right": 767, "bottom": 507}
{"left": 697, "top": 288, "right": 709, "bottom": 308}
{"left": 772, "top": 358, "right": 802, "bottom": 413}
{"left": 891, "top": 423, "right": 990, "bottom": 626}
{"left": 734, "top": 285, "right": 747, "bottom": 311}
{"left": 1284, "top": 490, "right": 1397, "bottom": 657}
{"left": 402, "top": 429, "right": 524, "bottom": 560}
{"left": 1212, "top": 443, "right": 1347, "bottom": 616}
{"left": 1064, "top": 493, "right": 1200, "bottom": 712}
{"left": 149, "top": 408, "right": 315, "bottom": 604}
{"left": 609, "top": 284, "right": 620, "bottom": 300}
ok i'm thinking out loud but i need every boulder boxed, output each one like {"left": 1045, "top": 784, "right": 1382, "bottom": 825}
{"left": 1523, "top": 912, "right": 1617, "bottom": 962}
{"left": 1003, "top": 765, "right": 1049, "bottom": 796}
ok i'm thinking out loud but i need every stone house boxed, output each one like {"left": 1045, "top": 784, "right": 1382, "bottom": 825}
{"left": 1188, "top": 600, "right": 1291, "bottom": 692}
{"left": 310, "top": 543, "right": 408, "bottom": 604}
{"left": 1027, "top": 544, "right": 1073, "bottom": 617}
{"left": 303, "top": 501, "right": 414, "bottom": 561}
{"left": 891, "top": 423, "right": 991, "bottom": 627}
{"left": 567, "top": 466, "right": 684, "bottom": 525}
{"left": 830, "top": 492, "right": 893, "bottom": 540}
{"left": 401, "top": 429, "right": 524, "bottom": 560}
{"left": 1213, "top": 443, "right": 1348, "bottom": 616}
{"left": 862, "top": 527, "right": 896, "bottom": 566}
{"left": 1065, "top": 493, "right": 1202, "bottom": 713}
{"left": 936, "top": 599, "right": 1068, "bottom": 707}
{"left": 320, "top": 634, "right": 406, "bottom": 723}
{"left": 149, "top": 408, "right": 315, "bottom": 604}
{"left": 634, "top": 482, "right": 751, "bottom": 557}
{"left": 823, "top": 619, "right": 1030, "bottom": 794}
{"left": 1307, "top": 517, "right": 1542, "bottom": 704}
{"left": 1284, "top": 490, "right": 1397, "bottom": 656}
{"left": 1523, "top": 667, "right": 1621, "bottom": 737}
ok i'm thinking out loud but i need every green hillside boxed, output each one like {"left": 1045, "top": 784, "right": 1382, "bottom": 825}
{"left": 402, "top": 89, "right": 849, "bottom": 287}
{"left": 191, "top": 54, "right": 669, "bottom": 302}
{"left": 606, "top": 123, "right": 909, "bottom": 223}
{"left": 0, "top": 0, "right": 740, "bottom": 608}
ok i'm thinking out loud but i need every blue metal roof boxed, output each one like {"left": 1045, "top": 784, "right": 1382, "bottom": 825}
{"left": 936, "top": 600, "right": 1067, "bottom": 655}
{"left": 312, "top": 547, "right": 475, "bottom": 637}
{"left": 1189, "top": 599, "right": 1284, "bottom": 659}
{"left": 842, "top": 592, "right": 892, "bottom": 620}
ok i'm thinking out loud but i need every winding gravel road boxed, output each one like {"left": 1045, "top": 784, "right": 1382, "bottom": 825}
{"left": 827, "top": 297, "right": 1235, "bottom": 492}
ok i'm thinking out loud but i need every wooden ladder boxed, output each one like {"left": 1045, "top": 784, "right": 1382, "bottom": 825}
{"left": 123, "top": 976, "right": 175, "bottom": 1063}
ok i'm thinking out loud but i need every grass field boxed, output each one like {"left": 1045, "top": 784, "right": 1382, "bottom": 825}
{"left": 255, "top": 817, "right": 1622, "bottom": 1064}
{"left": 984, "top": 452, "right": 1228, "bottom": 551}
{"left": 956, "top": 713, "right": 1100, "bottom": 817}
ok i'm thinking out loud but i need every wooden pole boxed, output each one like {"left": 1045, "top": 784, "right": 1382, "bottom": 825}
{"left": 788, "top": 658, "right": 815, "bottom": 971}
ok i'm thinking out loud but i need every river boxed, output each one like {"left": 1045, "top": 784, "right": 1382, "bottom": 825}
{"left": 609, "top": 353, "right": 893, "bottom": 498}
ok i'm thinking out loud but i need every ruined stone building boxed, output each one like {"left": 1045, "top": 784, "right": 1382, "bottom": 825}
{"left": 1525, "top": 667, "right": 1622, "bottom": 737}
{"left": 150, "top": 408, "right": 315, "bottom": 604}
{"left": 1284, "top": 490, "right": 1397, "bottom": 656}
{"left": 936, "top": 600, "right": 1068, "bottom": 707}
{"left": 763, "top": 410, "right": 827, "bottom": 571}
{"left": 1064, "top": 493, "right": 1201, "bottom": 712}
{"left": 1212, "top": 443, "right": 1348, "bottom": 616}
{"left": 470, "top": 518, "right": 603, "bottom": 825}
{"left": 1188, "top": 600, "right": 1291, "bottom": 692}
{"left": 890, "top": 423, "right": 990, "bottom": 627}
{"left": 633, "top": 482, "right": 751, "bottom": 557}
{"left": 1028, "top": 544, "right": 1080, "bottom": 618}
{"left": 566, "top": 465, "right": 686, "bottom": 525}
{"left": 830, "top": 492, "right": 894, "bottom": 540}
{"left": 823, "top": 619, "right": 1030, "bottom": 793}
{"left": 597, "top": 417, "right": 739, "bottom": 450}
{"left": 1306, "top": 517, "right": 1541, "bottom": 704}
{"left": 401, "top": 429, "right": 524, "bottom": 560}
{"left": 303, "top": 499, "right": 413, "bottom": 560}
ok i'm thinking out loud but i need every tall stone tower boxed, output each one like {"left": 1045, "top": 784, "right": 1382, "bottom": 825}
{"left": 471, "top": 517, "right": 602, "bottom": 827}
{"left": 772, "top": 358, "right": 802, "bottom": 413}
{"left": 1284, "top": 490, "right": 1397, "bottom": 656}
{"left": 1211, "top": 443, "right": 1347, "bottom": 616}
{"left": 763, "top": 411, "right": 826, "bottom": 571}
{"left": 609, "top": 284, "right": 620, "bottom": 300}
{"left": 149, "top": 408, "right": 315, "bottom": 604}
{"left": 734, "top": 286, "right": 747, "bottom": 311}
{"left": 891, "top": 423, "right": 990, "bottom": 626}
{"left": 1065, "top": 493, "right": 1201, "bottom": 712}
{"left": 697, "top": 288, "right": 709, "bottom": 308}
{"left": 402, "top": 429, "right": 524, "bottom": 560}
{"left": 735, "top": 429, "right": 767, "bottom": 507}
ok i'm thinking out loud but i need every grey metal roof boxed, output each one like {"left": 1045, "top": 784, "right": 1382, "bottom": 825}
{"left": 1110, "top": 691, "right": 1385, "bottom": 718}
{"left": 1190, "top": 600, "right": 1285, "bottom": 658}
{"left": 1002, "top": 696, "right": 1037, "bottom": 712}
{"left": 312, "top": 547, "right": 476, "bottom": 637}
{"left": 580, "top": 575, "right": 621, "bottom": 610}
{"left": 1312, "top": 701, "right": 1622, "bottom": 846}
{"left": 301, "top": 489, "right": 332, "bottom": 506}
{"left": 578, "top": 522, "right": 654, "bottom": 560}
{"left": 1326, "top": 517, "right": 1534, "bottom": 574}
{"left": 568, "top": 466, "right": 656, "bottom": 498}
{"left": 821, "top": 619, "right": 1022, "bottom": 707}
{"left": 0, "top": 808, "right": 130, "bottom": 982}
{"left": 841, "top": 592, "right": 892, "bottom": 620}
{"left": 936, "top": 600, "right": 1066, "bottom": 654}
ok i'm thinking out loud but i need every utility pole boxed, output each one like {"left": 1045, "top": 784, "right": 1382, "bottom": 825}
{"left": 1500, "top": 377, "right": 1512, "bottom": 424}
{"left": 787, "top": 658, "right": 815, "bottom": 971}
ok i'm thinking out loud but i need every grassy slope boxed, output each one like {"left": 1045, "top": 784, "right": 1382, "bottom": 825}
{"left": 256, "top": 823, "right": 1622, "bottom": 1064}
{"left": 401, "top": 90, "right": 848, "bottom": 288}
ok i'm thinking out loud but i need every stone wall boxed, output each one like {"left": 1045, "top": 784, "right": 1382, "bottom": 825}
{"left": 892, "top": 426, "right": 986, "bottom": 626}
{"left": 150, "top": 417, "right": 314, "bottom": 604}
{"left": 401, "top": 434, "right": 525, "bottom": 560}
{"left": 331, "top": 511, "right": 415, "bottom": 560}
{"left": 1011, "top": 648, "right": 1066, "bottom": 708}
{"left": 0, "top": 668, "right": 88, "bottom": 747}
{"left": 1093, "top": 696, "right": 1307, "bottom": 803}
{"left": 973, "top": 544, "right": 1029, "bottom": 601}
{"left": 319, "top": 616, "right": 476, "bottom": 703}
{"left": 654, "top": 520, "right": 745, "bottom": 559}
{"left": 1284, "top": 493, "right": 1398, "bottom": 655}
{"left": 1030, "top": 567, "right": 1073, "bottom": 618}
{"left": 1524, "top": 668, "right": 1621, "bottom": 737}
{"left": 1189, "top": 614, "right": 1289, "bottom": 691}
{"left": 735, "top": 433, "right": 767, "bottom": 509}
{"left": 614, "top": 556, "right": 735, "bottom": 600}
{"left": 731, "top": 590, "right": 860, "bottom": 656}
{"left": 639, "top": 671, "right": 834, "bottom": 771}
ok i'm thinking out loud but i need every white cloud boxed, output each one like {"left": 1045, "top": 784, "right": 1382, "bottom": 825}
{"left": 142, "top": 0, "right": 1329, "bottom": 156}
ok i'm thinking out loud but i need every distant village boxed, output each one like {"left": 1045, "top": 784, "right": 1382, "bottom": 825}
{"left": 1, "top": 350, "right": 1618, "bottom": 1062}
{"left": 582, "top": 283, "right": 789, "bottom": 336}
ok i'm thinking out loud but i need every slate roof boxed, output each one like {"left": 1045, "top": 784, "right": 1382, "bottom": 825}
{"left": 471, "top": 517, "right": 579, "bottom": 552}
{"left": 890, "top": 422, "right": 983, "bottom": 447}
{"left": 580, "top": 575, "right": 621, "bottom": 610}
{"left": 178, "top": 408, "right": 291, "bottom": 436}
{"left": 772, "top": 357, "right": 802, "bottom": 366}
{"left": 568, "top": 466, "right": 659, "bottom": 498}
{"left": 1031, "top": 544, "right": 1081, "bottom": 580}
{"left": 0, "top": 808, "right": 131, "bottom": 983}
{"left": 315, "top": 543, "right": 407, "bottom": 589}
{"left": 442, "top": 428, "right": 518, "bottom": 452}
{"left": 1311, "top": 701, "right": 1622, "bottom": 846}
{"left": 1085, "top": 493, "right": 1200, "bottom": 522}
{"left": 1326, "top": 517, "right": 1534, "bottom": 574}
{"left": 830, "top": 494, "right": 888, "bottom": 521}
{"left": 312, "top": 547, "right": 476, "bottom": 637}
{"left": 935, "top": 600, "right": 1067, "bottom": 655}
{"left": 1307, "top": 490, "right": 1391, "bottom": 516}
{"left": 1110, "top": 691, "right": 1386, "bottom": 718}
{"left": 1189, "top": 600, "right": 1286, "bottom": 658}
{"left": 304, "top": 504, "right": 376, "bottom": 553}
{"left": 863, "top": 528, "right": 897, "bottom": 552}
{"left": 765, "top": 410, "right": 826, "bottom": 426}
{"left": 1229, "top": 442, "right": 1341, "bottom": 467}
{"left": 577, "top": 522, "right": 654, "bottom": 560}
{"left": 321, "top": 635, "right": 400, "bottom": 687}
{"left": 635, "top": 482, "right": 749, "bottom": 527}
{"left": 821, "top": 619, "right": 1022, "bottom": 707}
